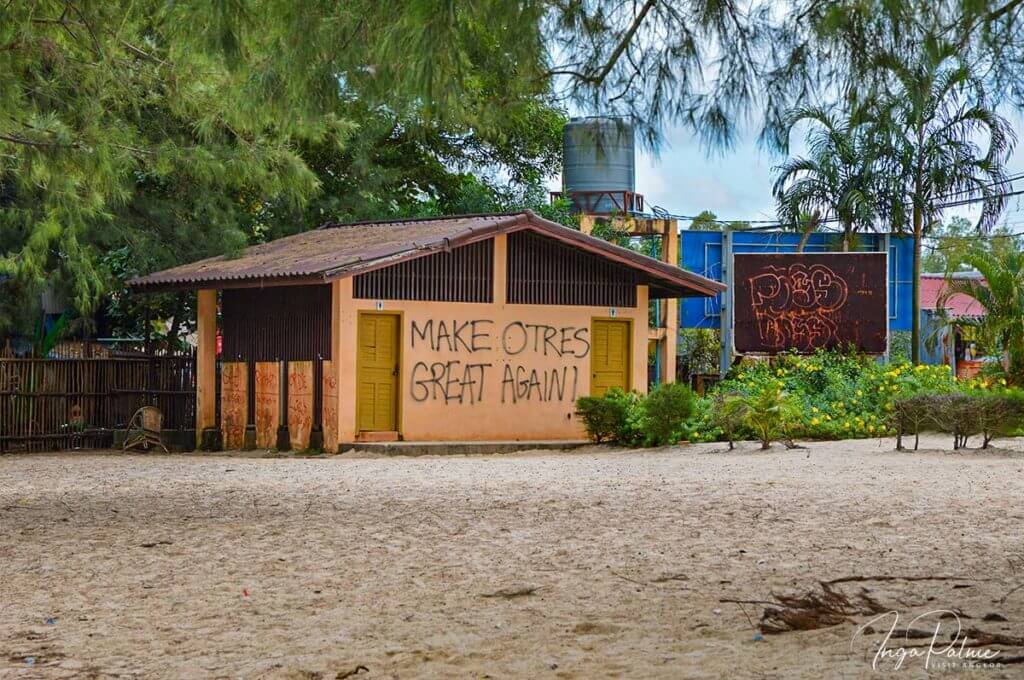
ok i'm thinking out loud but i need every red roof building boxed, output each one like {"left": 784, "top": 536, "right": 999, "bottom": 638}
{"left": 919, "top": 273, "right": 986, "bottom": 317}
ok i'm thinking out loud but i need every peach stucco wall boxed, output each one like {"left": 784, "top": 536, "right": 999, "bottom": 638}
{"left": 328, "top": 234, "right": 650, "bottom": 443}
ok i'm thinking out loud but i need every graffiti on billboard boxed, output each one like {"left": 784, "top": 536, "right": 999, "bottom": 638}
{"left": 734, "top": 253, "right": 887, "bottom": 354}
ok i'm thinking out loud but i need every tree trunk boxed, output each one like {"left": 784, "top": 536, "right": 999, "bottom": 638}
{"left": 911, "top": 204, "right": 923, "bottom": 364}
{"left": 795, "top": 212, "right": 819, "bottom": 253}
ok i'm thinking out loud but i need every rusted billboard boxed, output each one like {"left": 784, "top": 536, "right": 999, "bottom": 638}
{"left": 733, "top": 252, "right": 888, "bottom": 354}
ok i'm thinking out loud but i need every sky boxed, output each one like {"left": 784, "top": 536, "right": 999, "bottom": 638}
{"left": 631, "top": 120, "right": 1024, "bottom": 230}
{"left": 549, "top": 115, "right": 1024, "bottom": 231}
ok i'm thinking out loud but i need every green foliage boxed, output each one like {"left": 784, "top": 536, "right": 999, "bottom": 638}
{"left": 773, "top": 105, "right": 882, "bottom": 251}
{"left": 0, "top": 2, "right": 566, "bottom": 341}
{"left": 922, "top": 217, "right": 976, "bottom": 273}
{"left": 678, "top": 329, "right": 720, "bottom": 379}
{"left": 710, "top": 392, "right": 749, "bottom": 450}
{"left": 687, "top": 211, "right": 720, "bottom": 231}
{"left": 719, "top": 350, "right": 960, "bottom": 440}
{"left": 641, "top": 383, "right": 696, "bottom": 446}
{"left": 575, "top": 394, "right": 625, "bottom": 443}
{"left": 575, "top": 388, "right": 644, "bottom": 445}
{"left": 742, "top": 383, "right": 800, "bottom": 450}
{"left": 940, "top": 242, "right": 1024, "bottom": 383}
{"left": 889, "top": 331, "right": 913, "bottom": 362}
{"left": 892, "top": 389, "right": 1024, "bottom": 450}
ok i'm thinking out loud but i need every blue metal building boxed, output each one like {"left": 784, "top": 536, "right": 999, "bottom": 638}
{"left": 676, "top": 230, "right": 915, "bottom": 373}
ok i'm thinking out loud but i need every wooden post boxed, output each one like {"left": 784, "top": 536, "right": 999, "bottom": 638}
{"left": 196, "top": 289, "right": 220, "bottom": 450}
{"left": 493, "top": 234, "right": 508, "bottom": 305}
{"left": 661, "top": 219, "right": 679, "bottom": 384}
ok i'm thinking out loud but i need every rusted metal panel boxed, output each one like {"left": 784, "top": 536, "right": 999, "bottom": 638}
{"left": 127, "top": 212, "right": 724, "bottom": 298}
{"left": 733, "top": 253, "right": 888, "bottom": 354}
{"left": 287, "top": 361, "right": 314, "bottom": 449}
{"left": 322, "top": 359, "right": 338, "bottom": 452}
{"left": 507, "top": 230, "right": 638, "bottom": 307}
{"left": 353, "top": 239, "right": 493, "bottom": 302}
{"left": 220, "top": 361, "right": 247, "bottom": 449}
{"left": 254, "top": 362, "right": 279, "bottom": 448}
{"left": 221, "top": 285, "right": 331, "bottom": 362}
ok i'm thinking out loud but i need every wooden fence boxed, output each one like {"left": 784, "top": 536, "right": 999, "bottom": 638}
{"left": 0, "top": 356, "right": 195, "bottom": 453}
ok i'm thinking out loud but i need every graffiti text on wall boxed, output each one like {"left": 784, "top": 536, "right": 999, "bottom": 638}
{"left": 410, "top": 319, "right": 590, "bottom": 404}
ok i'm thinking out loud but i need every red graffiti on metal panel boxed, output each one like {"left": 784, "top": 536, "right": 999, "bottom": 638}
{"left": 747, "top": 264, "right": 849, "bottom": 351}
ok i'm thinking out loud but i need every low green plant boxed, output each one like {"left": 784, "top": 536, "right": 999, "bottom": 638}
{"left": 711, "top": 391, "right": 749, "bottom": 450}
{"left": 576, "top": 393, "right": 628, "bottom": 443}
{"left": 642, "top": 383, "right": 696, "bottom": 446}
{"left": 974, "top": 391, "right": 1024, "bottom": 448}
{"left": 575, "top": 388, "right": 644, "bottom": 445}
{"left": 891, "top": 389, "right": 1024, "bottom": 450}
{"left": 743, "top": 383, "right": 799, "bottom": 450}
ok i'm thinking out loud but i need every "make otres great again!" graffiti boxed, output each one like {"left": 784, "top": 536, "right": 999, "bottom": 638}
{"left": 408, "top": 319, "right": 591, "bottom": 405}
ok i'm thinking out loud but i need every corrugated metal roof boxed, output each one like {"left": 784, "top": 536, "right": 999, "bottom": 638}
{"left": 920, "top": 273, "right": 986, "bottom": 317}
{"left": 128, "top": 211, "right": 725, "bottom": 298}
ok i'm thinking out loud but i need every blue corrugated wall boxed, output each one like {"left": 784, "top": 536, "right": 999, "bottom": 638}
{"left": 679, "top": 231, "right": 915, "bottom": 332}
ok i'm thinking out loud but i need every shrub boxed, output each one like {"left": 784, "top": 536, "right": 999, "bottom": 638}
{"left": 575, "top": 388, "right": 644, "bottom": 445}
{"left": 743, "top": 383, "right": 799, "bottom": 450}
{"left": 719, "top": 349, "right": 967, "bottom": 441}
{"left": 974, "top": 391, "right": 1024, "bottom": 448}
{"left": 891, "top": 390, "right": 1024, "bottom": 450}
{"left": 642, "top": 383, "right": 696, "bottom": 446}
{"left": 576, "top": 393, "right": 627, "bottom": 443}
{"left": 711, "top": 391, "right": 748, "bottom": 450}
{"left": 891, "top": 394, "right": 940, "bottom": 450}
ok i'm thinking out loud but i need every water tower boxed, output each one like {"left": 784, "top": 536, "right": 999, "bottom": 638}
{"left": 560, "top": 117, "right": 642, "bottom": 214}
{"left": 556, "top": 117, "right": 679, "bottom": 388}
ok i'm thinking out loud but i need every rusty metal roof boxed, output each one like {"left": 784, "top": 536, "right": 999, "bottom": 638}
{"left": 128, "top": 211, "right": 725, "bottom": 298}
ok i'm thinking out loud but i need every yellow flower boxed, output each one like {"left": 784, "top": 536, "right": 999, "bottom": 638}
{"left": 776, "top": 368, "right": 785, "bottom": 376}
{"left": 824, "top": 414, "right": 831, "bottom": 421}
{"left": 692, "top": 432, "right": 700, "bottom": 439}
{"left": 856, "top": 389, "right": 863, "bottom": 397}
{"left": 811, "top": 406, "right": 819, "bottom": 413}
{"left": 868, "top": 425, "right": 875, "bottom": 432}
{"left": 837, "top": 401, "right": 845, "bottom": 409}
{"left": 843, "top": 422, "right": 851, "bottom": 429}
{"left": 1000, "top": 378, "right": 1008, "bottom": 386}
{"left": 811, "top": 417, "right": 820, "bottom": 426}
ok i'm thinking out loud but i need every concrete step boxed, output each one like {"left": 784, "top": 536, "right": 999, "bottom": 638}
{"left": 346, "top": 440, "right": 589, "bottom": 457}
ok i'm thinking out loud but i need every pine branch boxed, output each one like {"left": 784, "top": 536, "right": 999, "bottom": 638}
{"left": 990, "top": 0, "right": 1024, "bottom": 22}
{"left": 545, "top": 0, "right": 658, "bottom": 86}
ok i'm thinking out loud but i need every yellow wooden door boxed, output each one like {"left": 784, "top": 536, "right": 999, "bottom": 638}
{"left": 591, "top": 319, "right": 631, "bottom": 396}
{"left": 357, "top": 313, "right": 400, "bottom": 431}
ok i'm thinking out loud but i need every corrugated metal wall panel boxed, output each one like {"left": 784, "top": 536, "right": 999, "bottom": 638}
{"left": 221, "top": 285, "right": 331, "bottom": 361}
{"left": 507, "top": 231, "right": 638, "bottom": 307}
{"left": 353, "top": 240, "right": 493, "bottom": 303}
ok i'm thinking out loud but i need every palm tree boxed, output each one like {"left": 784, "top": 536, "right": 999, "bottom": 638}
{"left": 940, "top": 242, "right": 1024, "bottom": 383}
{"left": 871, "top": 37, "right": 1016, "bottom": 364}
{"left": 772, "top": 106, "right": 882, "bottom": 253}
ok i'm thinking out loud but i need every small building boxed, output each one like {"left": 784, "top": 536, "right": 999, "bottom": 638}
{"left": 919, "top": 272, "right": 987, "bottom": 377}
{"left": 129, "top": 212, "right": 723, "bottom": 449}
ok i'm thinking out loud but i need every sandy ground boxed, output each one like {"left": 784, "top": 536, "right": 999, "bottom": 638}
{"left": 3, "top": 436, "right": 1024, "bottom": 679}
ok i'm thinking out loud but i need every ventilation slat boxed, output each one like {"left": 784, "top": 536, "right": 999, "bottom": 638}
{"left": 506, "top": 231, "right": 637, "bottom": 307}
{"left": 353, "top": 240, "right": 493, "bottom": 303}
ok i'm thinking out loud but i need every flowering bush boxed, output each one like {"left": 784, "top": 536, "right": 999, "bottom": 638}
{"left": 580, "top": 350, "right": 1017, "bottom": 448}
{"left": 715, "top": 350, "right": 964, "bottom": 440}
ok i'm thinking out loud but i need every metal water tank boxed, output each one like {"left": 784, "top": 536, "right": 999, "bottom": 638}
{"left": 562, "top": 117, "right": 636, "bottom": 214}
